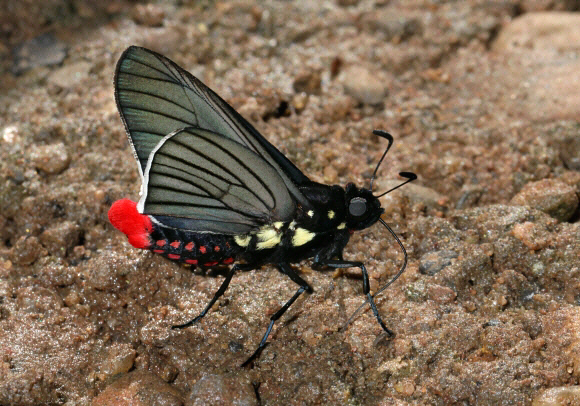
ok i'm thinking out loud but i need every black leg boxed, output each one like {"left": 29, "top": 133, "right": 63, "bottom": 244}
{"left": 172, "top": 263, "right": 253, "bottom": 330}
{"left": 318, "top": 259, "right": 394, "bottom": 337}
{"left": 242, "top": 263, "right": 312, "bottom": 367}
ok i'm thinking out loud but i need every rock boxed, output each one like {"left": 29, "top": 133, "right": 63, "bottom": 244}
{"left": 293, "top": 70, "right": 321, "bottom": 95}
{"left": 381, "top": 180, "right": 448, "bottom": 211}
{"left": 132, "top": 3, "right": 165, "bottom": 27}
{"left": 359, "top": 11, "right": 422, "bottom": 41}
{"left": 47, "top": 61, "right": 91, "bottom": 89}
{"left": 11, "top": 236, "right": 46, "bottom": 265}
{"left": 494, "top": 12, "right": 580, "bottom": 53}
{"left": 39, "top": 221, "right": 81, "bottom": 257}
{"left": 340, "top": 66, "right": 391, "bottom": 105}
{"left": 29, "top": 143, "right": 70, "bottom": 175}
{"left": 427, "top": 284, "right": 457, "bottom": 303}
{"left": 419, "top": 250, "right": 458, "bottom": 275}
{"left": 93, "top": 370, "right": 184, "bottom": 406}
{"left": 187, "top": 373, "right": 258, "bottom": 406}
{"left": 493, "top": 12, "right": 580, "bottom": 121}
{"left": 532, "top": 386, "right": 580, "bottom": 406}
{"left": 510, "top": 179, "right": 578, "bottom": 222}
{"left": 99, "top": 343, "right": 137, "bottom": 379}
{"left": 11, "top": 33, "right": 67, "bottom": 75}
{"left": 511, "top": 221, "right": 551, "bottom": 251}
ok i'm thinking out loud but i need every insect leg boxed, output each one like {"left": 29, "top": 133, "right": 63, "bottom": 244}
{"left": 318, "top": 259, "right": 394, "bottom": 337}
{"left": 242, "top": 263, "right": 311, "bottom": 367}
{"left": 172, "top": 263, "right": 254, "bottom": 330}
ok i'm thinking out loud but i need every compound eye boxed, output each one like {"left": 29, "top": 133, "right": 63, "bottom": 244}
{"left": 349, "top": 197, "right": 367, "bottom": 217}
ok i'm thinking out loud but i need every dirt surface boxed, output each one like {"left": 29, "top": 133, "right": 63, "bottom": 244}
{"left": 1, "top": 1, "right": 580, "bottom": 405}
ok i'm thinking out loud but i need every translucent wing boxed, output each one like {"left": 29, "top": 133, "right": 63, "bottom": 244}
{"left": 139, "top": 127, "right": 295, "bottom": 234}
{"left": 115, "top": 46, "right": 310, "bottom": 208}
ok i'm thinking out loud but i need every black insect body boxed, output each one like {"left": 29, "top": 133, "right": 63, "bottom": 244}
{"left": 108, "top": 46, "right": 416, "bottom": 366}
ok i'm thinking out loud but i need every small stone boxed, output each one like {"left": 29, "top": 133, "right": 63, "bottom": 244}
{"left": 532, "top": 386, "right": 580, "bottom": 406}
{"left": 39, "top": 221, "right": 81, "bottom": 257}
{"left": 427, "top": 284, "right": 457, "bottom": 303}
{"left": 188, "top": 373, "right": 258, "bottom": 406}
{"left": 293, "top": 70, "right": 321, "bottom": 95}
{"left": 336, "top": 0, "right": 360, "bottom": 6}
{"left": 64, "top": 290, "right": 81, "bottom": 307}
{"left": 494, "top": 12, "right": 580, "bottom": 54}
{"left": 93, "top": 370, "right": 184, "bottom": 406}
{"left": 132, "top": 3, "right": 165, "bottom": 27}
{"left": 419, "top": 250, "right": 458, "bottom": 275}
{"left": 511, "top": 222, "right": 550, "bottom": 251}
{"left": 100, "top": 343, "right": 137, "bottom": 378}
{"left": 360, "top": 12, "right": 422, "bottom": 41}
{"left": 47, "top": 61, "right": 91, "bottom": 89}
{"left": 29, "top": 143, "right": 70, "bottom": 174}
{"left": 11, "top": 236, "right": 46, "bottom": 265}
{"left": 340, "top": 66, "right": 391, "bottom": 105}
{"left": 382, "top": 180, "right": 448, "bottom": 211}
{"left": 510, "top": 179, "right": 578, "bottom": 222}
{"left": 11, "top": 33, "right": 67, "bottom": 75}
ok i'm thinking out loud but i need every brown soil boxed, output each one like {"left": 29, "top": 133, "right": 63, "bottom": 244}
{"left": 1, "top": 1, "right": 579, "bottom": 405}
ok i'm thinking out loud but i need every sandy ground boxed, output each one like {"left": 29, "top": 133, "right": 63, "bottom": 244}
{"left": 1, "top": 1, "right": 579, "bottom": 405}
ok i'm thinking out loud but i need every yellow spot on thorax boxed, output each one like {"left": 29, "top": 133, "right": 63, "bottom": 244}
{"left": 292, "top": 227, "right": 315, "bottom": 246}
{"left": 256, "top": 227, "right": 281, "bottom": 250}
{"left": 234, "top": 235, "right": 251, "bottom": 247}
{"left": 307, "top": 210, "right": 314, "bottom": 217}
{"left": 337, "top": 222, "right": 346, "bottom": 230}
{"left": 328, "top": 210, "right": 335, "bottom": 219}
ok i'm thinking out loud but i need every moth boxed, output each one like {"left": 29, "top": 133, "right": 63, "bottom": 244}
{"left": 108, "top": 46, "right": 416, "bottom": 365}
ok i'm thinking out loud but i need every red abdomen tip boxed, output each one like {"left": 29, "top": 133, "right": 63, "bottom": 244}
{"left": 108, "top": 199, "right": 152, "bottom": 249}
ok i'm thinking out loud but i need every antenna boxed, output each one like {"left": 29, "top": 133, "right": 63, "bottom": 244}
{"left": 369, "top": 130, "right": 394, "bottom": 193}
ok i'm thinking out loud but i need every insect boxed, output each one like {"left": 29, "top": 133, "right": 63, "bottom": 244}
{"left": 108, "top": 46, "right": 416, "bottom": 366}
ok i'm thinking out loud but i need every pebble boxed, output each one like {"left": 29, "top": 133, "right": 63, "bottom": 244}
{"left": 494, "top": 12, "right": 580, "bottom": 54}
{"left": 511, "top": 221, "right": 550, "bottom": 251}
{"left": 359, "top": 11, "right": 422, "bottom": 41}
{"left": 188, "top": 373, "right": 258, "bottom": 406}
{"left": 510, "top": 179, "right": 578, "bottom": 222}
{"left": 92, "top": 370, "right": 184, "bottom": 406}
{"left": 132, "top": 3, "right": 165, "bottom": 27}
{"left": 47, "top": 61, "right": 91, "bottom": 89}
{"left": 11, "top": 236, "right": 46, "bottom": 265}
{"left": 427, "top": 284, "right": 457, "bottom": 303}
{"left": 532, "top": 386, "right": 580, "bottom": 406}
{"left": 293, "top": 70, "right": 321, "bottom": 95}
{"left": 493, "top": 12, "right": 580, "bottom": 121}
{"left": 419, "top": 250, "right": 458, "bottom": 276}
{"left": 39, "top": 221, "right": 81, "bottom": 257}
{"left": 99, "top": 343, "right": 137, "bottom": 378}
{"left": 29, "top": 143, "right": 70, "bottom": 174}
{"left": 340, "top": 66, "right": 391, "bottom": 105}
{"left": 382, "top": 180, "right": 447, "bottom": 211}
{"left": 11, "top": 33, "right": 67, "bottom": 75}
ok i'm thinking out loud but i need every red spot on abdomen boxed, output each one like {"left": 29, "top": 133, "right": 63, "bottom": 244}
{"left": 223, "top": 257, "right": 234, "bottom": 264}
{"left": 199, "top": 246, "right": 207, "bottom": 254}
{"left": 203, "top": 261, "right": 218, "bottom": 267}
{"left": 170, "top": 241, "right": 180, "bottom": 248}
{"left": 185, "top": 242, "right": 194, "bottom": 251}
{"left": 168, "top": 254, "right": 180, "bottom": 260}
{"left": 108, "top": 199, "right": 152, "bottom": 249}
{"left": 185, "top": 259, "right": 198, "bottom": 265}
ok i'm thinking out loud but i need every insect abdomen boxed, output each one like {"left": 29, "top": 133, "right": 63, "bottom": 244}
{"left": 149, "top": 223, "right": 237, "bottom": 267}
{"left": 108, "top": 199, "right": 238, "bottom": 267}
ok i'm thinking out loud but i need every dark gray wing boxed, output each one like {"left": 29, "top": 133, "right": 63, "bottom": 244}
{"left": 138, "top": 127, "right": 295, "bottom": 234}
{"left": 115, "top": 46, "right": 311, "bottom": 208}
